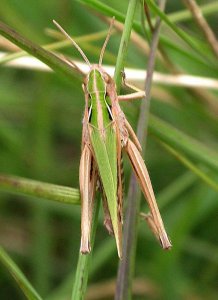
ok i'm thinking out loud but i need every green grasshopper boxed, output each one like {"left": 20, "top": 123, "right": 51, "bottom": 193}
{"left": 53, "top": 19, "right": 171, "bottom": 258}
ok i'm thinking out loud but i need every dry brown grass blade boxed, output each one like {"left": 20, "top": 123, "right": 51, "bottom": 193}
{"left": 183, "top": 0, "right": 218, "bottom": 57}
{"left": 126, "top": 139, "right": 171, "bottom": 249}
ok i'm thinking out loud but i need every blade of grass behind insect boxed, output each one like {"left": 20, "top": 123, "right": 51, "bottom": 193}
{"left": 0, "top": 21, "right": 82, "bottom": 84}
{"left": 0, "top": 174, "right": 80, "bottom": 204}
{"left": 0, "top": 29, "right": 110, "bottom": 65}
{"left": 168, "top": 2, "right": 218, "bottom": 23}
{"left": 160, "top": 142, "right": 218, "bottom": 192}
{"left": 71, "top": 195, "right": 100, "bottom": 300}
{"left": 30, "top": 85, "right": 54, "bottom": 295}
{"left": 157, "top": 171, "right": 197, "bottom": 210}
{"left": 47, "top": 237, "right": 116, "bottom": 300}
{"left": 152, "top": 183, "right": 218, "bottom": 298}
{"left": 0, "top": 0, "right": 42, "bottom": 41}
{"left": 185, "top": 237, "right": 218, "bottom": 264}
{"left": 115, "top": 0, "right": 165, "bottom": 298}
{"left": 77, "top": 0, "right": 216, "bottom": 70}
{"left": 149, "top": 115, "right": 218, "bottom": 172}
{"left": 0, "top": 246, "right": 42, "bottom": 300}
{"left": 146, "top": 0, "right": 217, "bottom": 64}
{"left": 78, "top": 0, "right": 218, "bottom": 25}
{"left": 113, "top": 0, "right": 139, "bottom": 90}
{"left": 0, "top": 119, "right": 24, "bottom": 159}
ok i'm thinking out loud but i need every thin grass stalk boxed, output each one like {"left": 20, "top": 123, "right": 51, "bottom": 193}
{"left": 78, "top": 0, "right": 217, "bottom": 70}
{"left": 145, "top": 0, "right": 215, "bottom": 65}
{"left": 169, "top": 2, "right": 218, "bottom": 23}
{"left": 0, "top": 30, "right": 109, "bottom": 65}
{"left": 0, "top": 246, "right": 43, "bottom": 300}
{"left": 157, "top": 171, "right": 197, "bottom": 210}
{"left": 71, "top": 196, "right": 100, "bottom": 300}
{"left": 182, "top": 0, "right": 218, "bottom": 57}
{"left": 160, "top": 143, "right": 218, "bottom": 192}
{"left": 149, "top": 115, "right": 218, "bottom": 172}
{"left": 113, "top": 0, "right": 138, "bottom": 91}
{"left": 47, "top": 237, "right": 115, "bottom": 300}
{"left": 115, "top": 1, "right": 166, "bottom": 299}
{"left": 30, "top": 93, "right": 53, "bottom": 295}
{"left": 0, "top": 174, "right": 80, "bottom": 204}
{"left": 0, "top": 21, "right": 81, "bottom": 83}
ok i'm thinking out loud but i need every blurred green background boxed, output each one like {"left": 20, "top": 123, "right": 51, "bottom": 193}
{"left": 0, "top": 0, "right": 218, "bottom": 299}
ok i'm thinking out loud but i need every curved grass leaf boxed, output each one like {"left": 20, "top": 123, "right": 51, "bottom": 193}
{"left": 168, "top": 2, "right": 218, "bottom": 23}
{"left": 0, "top": 247, "right": 42, "bottom": 300}
{"left": 146, "top": 0, "right": 217, "bottom": 64}
{"left": 149, "top": 115, "right": 218, "bottom": 173}
{"left": 0, "top": 30, "right": 109, "bottom": 65}
{"left": 77, "top": 0, "right": 216, "bottom": 70}
{"left": 157, "top": 171, "right": 197, "bottom": 210}
{"left": 0, "top": 21, "right": 81, "bottom": 84}
{"left": 161, "top": 142, "right": 218, "bottom": 192}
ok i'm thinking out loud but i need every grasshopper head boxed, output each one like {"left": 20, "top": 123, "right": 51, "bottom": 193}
{"left": 86, "top": 65, "right": 111, "bottom": 95}
{"left": 83, "top": 65, "right": 114, "bottom": 129}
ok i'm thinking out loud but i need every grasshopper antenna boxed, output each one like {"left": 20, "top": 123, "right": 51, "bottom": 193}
{"left": 99, "top": 17, "right": 115, "bottom": 66}
{"left": 53, "top": 20, "right": 91, "bottom": 68}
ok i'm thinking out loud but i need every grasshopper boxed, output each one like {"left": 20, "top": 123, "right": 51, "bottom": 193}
{"left": 53, "top": 19, "right": 171, "bottom": 258}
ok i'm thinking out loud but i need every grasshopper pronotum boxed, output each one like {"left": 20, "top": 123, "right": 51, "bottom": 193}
{"left": 53, "top": 19, "right": 171, "bottom": 258}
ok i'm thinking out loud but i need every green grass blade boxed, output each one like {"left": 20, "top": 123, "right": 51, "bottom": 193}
{"left": 71, "top": 196, "right": 100, "bottom": 300}
{"left": 113, "top": 0, "right": 139, "bottom": 90}
{"left": 0, "top": 119, "right": 24, "bottom": 158}
{"left": 157, "top": 171, "right": 197, "bottom": 209}
{"left": 77, "top": 0, "right": 215, "bottom": 69}
{"left": 0, "top": 21, "right": 81, "bottom": 84}
{"left": 168, "top": 2, "right": 218, "bottom": 23}
{"left": 47, "top": 237, "right": 116, "bottom": 300}
{"left": 0, "top": 174, "right": 80, "bottom": 204}
{"left": 149, "top": 115, "right": 218, "bottom": 172}
{"left": 77, "top": 0, "right": 126, "bottom": 24}
{"left": 0, "top": 30, "right": 109, "bottom": 65}
{"left": 79, "top": 0, "right": 218, "bottom": 25}
{"left": 161, "top": 143, "right": 218, "bottom": 192}
{"left": 0, "top": 247, "right": 42, "bottom": 300}
{"left": 146, "top": 0, "right": 216, "bottom": 64}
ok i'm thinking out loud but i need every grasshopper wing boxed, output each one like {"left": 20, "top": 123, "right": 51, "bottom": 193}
{"left": 89, "top": 124, "right": 122, "bottom": 258}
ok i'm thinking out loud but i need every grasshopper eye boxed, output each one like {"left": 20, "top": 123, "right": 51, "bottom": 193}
{"left": 107, "top": 105, "right": 113, "bottom": 120}
{"left": 88, "top": 105, "right": 92, "bottom": 122}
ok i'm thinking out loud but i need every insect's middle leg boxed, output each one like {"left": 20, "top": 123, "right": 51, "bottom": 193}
{"left": 118, "top": 71, "right": 146, "bottom": 102}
